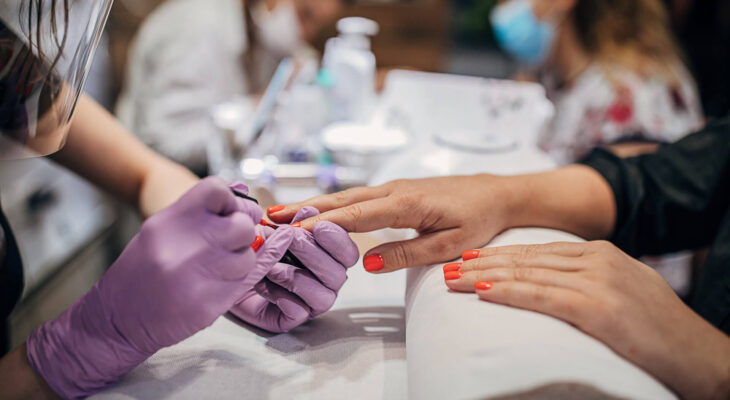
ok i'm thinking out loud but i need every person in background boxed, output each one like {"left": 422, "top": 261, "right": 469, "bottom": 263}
{"left": 115, "top": 0, "right": 344, "bottom": 175}
{"left": 490, "top": 0, "right": 703, "bottom": 164}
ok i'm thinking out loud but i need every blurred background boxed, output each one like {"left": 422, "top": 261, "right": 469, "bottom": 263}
{"left": 2, "top": 0, "right": 729, "bottom": 349}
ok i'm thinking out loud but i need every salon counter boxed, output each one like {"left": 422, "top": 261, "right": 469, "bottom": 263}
{"left": 94, "top": 71, "right": 675, "bottom": 399}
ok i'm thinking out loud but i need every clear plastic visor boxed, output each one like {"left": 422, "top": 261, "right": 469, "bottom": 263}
{"left": 0, "top": 0, "right": 112, "bottom": 159}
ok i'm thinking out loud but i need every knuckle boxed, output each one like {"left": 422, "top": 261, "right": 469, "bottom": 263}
{"left": 430, "top": 236, "right": 455, "bottom": 256}
{"left": 392, "top": 193, "right": 415, "bottom": 209}
{"left": 591, "top": 240, "right": 613, "bottom": 252}
{"left": 519, "top": 244, "right": 541, "bottom": 257}
{"left": 332, "top": 190, "right": 350, "bottom": 205}
{"left": 390, "top": 243, "right": 413, "bottom": 269}
{"left": 342, "top": 204, "right": 364, "bottom": 229}
{"left": 551, "top": 296, "right": 581, "bottom": 319}
{"left": 530, "top": 285, "right": 550, "bottom": 305}
{"left": 512, "top": 267, "right": 533, "bottom": 282}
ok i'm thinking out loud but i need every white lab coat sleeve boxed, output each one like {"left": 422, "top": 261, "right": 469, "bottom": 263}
{"left": 126, "top": 31, "right": 244, "bottom": 172}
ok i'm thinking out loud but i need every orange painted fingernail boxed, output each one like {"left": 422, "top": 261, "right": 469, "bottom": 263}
{"left": 252, "top": 235, "right": 264, "bottom": 252}
{"left": 364, "top": 254, "right": 384, "bottom": 272}
{"left": 462, "top": 250, "right": 480, "bottom": 261}
{"left": 291, "top": 222, "right": 302, "bottom": 228}
{"left": 267, "top": 205, "right": 285, "bottom": 214}
{"left": 475, "top": 281, "right": 493, "bottom": 291}
{"left": 443, "top": 263, "right": 462, "bottom": 273}
{"left": 444, "top": 271, "right": 464, "bottom": 280}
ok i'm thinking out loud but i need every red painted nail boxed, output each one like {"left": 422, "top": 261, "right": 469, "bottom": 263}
{"left": 251, "top": 235, "right": 264, "bottom": 252}
{"left": 475, "top": 281, "right": 493, "bottom": 291}
{"left": 462, "top": 250, "right": 480, "bottom": 261}
{"left": 291, "top": 222, "right": 302, "bottom": 228}
{"left": 444, "top": 271, "right": 464, "bottom": 280}
{"left": 267, "top": 205, "right": 285, "bottom": 214}
{"left": 443, "top": 263, "right": 462, "bottom": 273}
{"left": 364, "top": 254, "right": 384, "bottom": 272}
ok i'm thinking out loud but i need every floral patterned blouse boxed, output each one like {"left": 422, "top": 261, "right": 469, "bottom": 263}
{"left": 538, "top": 63, "right": 704, "bottom": 165}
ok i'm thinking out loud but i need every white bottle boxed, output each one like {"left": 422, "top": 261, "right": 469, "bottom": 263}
{"left": 322, "top": 17, "right": 379, "bottom": 123}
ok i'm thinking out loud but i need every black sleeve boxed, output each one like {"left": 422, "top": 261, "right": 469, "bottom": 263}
{"left": 580, "top": 117, "right": 730, "bottom": 257}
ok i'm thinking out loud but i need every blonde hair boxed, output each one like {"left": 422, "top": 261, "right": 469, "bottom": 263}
{"left": 571, "top": 0, "right": 684, "bottom": 84}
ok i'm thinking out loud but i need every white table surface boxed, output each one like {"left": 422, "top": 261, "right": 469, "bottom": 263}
{"left": 95, "top": 71, "right": 674, "bottom": 399}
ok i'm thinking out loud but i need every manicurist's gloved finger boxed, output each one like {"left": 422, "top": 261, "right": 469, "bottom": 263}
{"left": 362, "top": 228, "right": 466, "bottom": 274}
{"left": 290, "top": 206, "right": 320, "bottom": 224}
{"left": 267, "top": 185, "right": 391, "bottom": 223}
{"left": 294, "top": 196, "right": 420, "bottom": 233}
{"left": 190, "top": 176, "right": 243, "bottom": 216}
{"left": 229, "top": 181, "right": 264, "bottom": 222}
{"left": 265, "top": 263, "right": 337, "bottom": 316}
{"left": 241, "top": 226, "right": 295, "bottom": 288}
{"left": 289, "top": 206, "right": 359, "bottom": 267}
{"left": 254, "top": 279, "right": 312, "bottom": 332}
{"left": 255, "top": 225, "right": 276, "bottom": 242}
{"left": 230, "top": 291, "right": 309, "bottom": 334}
{"left": 312, "top": 221, "right": 359, "bottom": 268}
{"left": 206, "top": 212, "right": 257, "bottom": 252}
{"left": 288, "top": 231, "right": 348, "bottom": 290}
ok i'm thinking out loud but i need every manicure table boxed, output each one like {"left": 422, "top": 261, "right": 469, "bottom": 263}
{"left": 93, "top": 71, "right": 675, "bottom": 399}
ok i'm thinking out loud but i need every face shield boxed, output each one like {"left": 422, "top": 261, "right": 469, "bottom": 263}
{"left": 0, "top": 0, "right": 112, "bottom": 159}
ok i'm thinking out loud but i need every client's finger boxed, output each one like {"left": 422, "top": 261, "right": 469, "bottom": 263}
{"left": 268, "top": 185, "right": 390, "bottom": 223}
{"left": 446, "top": 266, "right": 584, "bottom": 293}
{"left": 475, "top": 281, "right": 589, "bottom": 326}
{"left": 363, "top": 229, "right": 465, "bottom": 273}
{"left": 297, "top": 196, "right": 425, "bottom": 233}
{"left": 460, "top": 253, "right": 584, "bottom": 273}
{"left": 461, "top": 242, "right": 588, "bottom": 261}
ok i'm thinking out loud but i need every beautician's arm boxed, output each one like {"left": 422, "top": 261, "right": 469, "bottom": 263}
{"left": 1, "top": 95, "right": 202, "bottom": 400}
{"left": 269, "top": 165, "right": 617, "bottom": 272}
{"left": 50, "top": 95, "right": 199, "bottom": 218}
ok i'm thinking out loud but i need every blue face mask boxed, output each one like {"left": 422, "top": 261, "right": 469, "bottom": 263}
{"left": 490, "top": 0, "right": 556, "bottom": 65}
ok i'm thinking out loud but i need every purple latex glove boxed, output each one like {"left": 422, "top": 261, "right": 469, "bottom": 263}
{"left": 230, "top": 206, "right": 359, "bottom": 333}
{"left": 25, "top": 177, "right": 292, "bottom": 399}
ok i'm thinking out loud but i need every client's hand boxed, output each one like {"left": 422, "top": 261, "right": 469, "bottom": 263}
{"left": 268, "top": 176, "right": 515, "bottom": 273}
{"left": 444, "top": 241, "right": 730, "bottom": 400}
{"left": 230, "top": 207, "right": 359, "bottom": 333}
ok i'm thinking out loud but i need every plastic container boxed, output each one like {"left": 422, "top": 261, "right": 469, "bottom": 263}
{"left": 322, "top": 17, "right": 380, "bottom": 123}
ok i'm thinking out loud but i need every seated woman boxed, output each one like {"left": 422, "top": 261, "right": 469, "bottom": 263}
{"left": 490, "top": 0, "right": 704, "bottom": 163}
{"left": 116, "top": 0, "right": 343, "bottom": 174}
{"left": 269, "top": 118, "right": 730, "bottom": 398}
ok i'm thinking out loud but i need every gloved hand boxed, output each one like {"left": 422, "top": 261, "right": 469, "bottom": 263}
{"left": 230, "top": 207, "right": 359, "bottom": 333}
{"left": 25, "top": 177, "right": 289, "bottom": 399}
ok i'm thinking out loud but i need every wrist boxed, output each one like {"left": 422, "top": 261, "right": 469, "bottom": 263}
{"left": 485, "top": 166, "right": 616, "bottom": 239}
{"left": 482, "top": 173, "right": 532, "bottom": 232}
{"left": 26, "top": 288, "right": 150, "bottom": 399}
{"left": 657, "top": 311, "right": 730, "bottom": 399}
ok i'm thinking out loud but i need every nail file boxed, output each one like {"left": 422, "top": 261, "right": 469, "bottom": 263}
{"left": 231, "top": 190, "right": 306, "bottom": 270}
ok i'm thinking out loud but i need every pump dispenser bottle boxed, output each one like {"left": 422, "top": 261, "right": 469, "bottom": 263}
{"left": 322, "top": 17, "right": 379, "bottom": 123}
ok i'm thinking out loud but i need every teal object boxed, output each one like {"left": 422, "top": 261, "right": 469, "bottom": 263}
{"left": 490, "top": 0, "right": 556, "bottom": 65}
